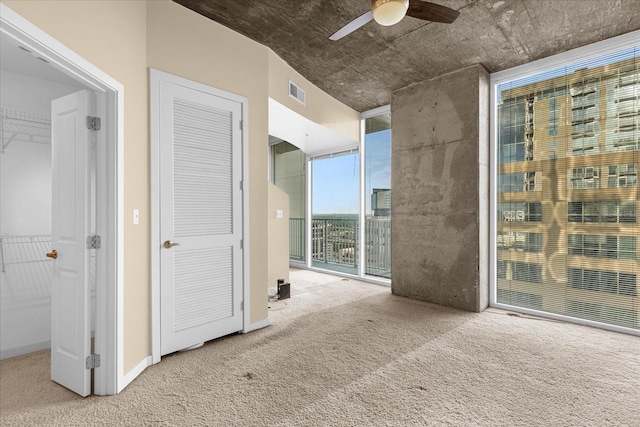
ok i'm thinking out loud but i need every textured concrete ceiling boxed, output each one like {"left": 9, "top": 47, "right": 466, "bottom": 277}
{"left": 174, "top": 0, "right": 640, "bottom": 112}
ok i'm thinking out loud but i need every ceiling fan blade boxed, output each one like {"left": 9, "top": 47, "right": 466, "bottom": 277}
{"left": 329, "top": 11, "right": 374, "bottom": 41}
{"left": 407, "top": 0, "right": 460, "bottom": 24}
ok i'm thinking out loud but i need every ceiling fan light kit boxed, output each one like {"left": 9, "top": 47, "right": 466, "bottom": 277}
{"left": 329, "top": 1, "right": 460, "bottom": 41}
{"left": 371, "top": 0, "right": 409, "bottom": 26}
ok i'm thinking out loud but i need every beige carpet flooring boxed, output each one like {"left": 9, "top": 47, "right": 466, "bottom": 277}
{"left": 1, "top": 269, "right": 639, "bottom": 426}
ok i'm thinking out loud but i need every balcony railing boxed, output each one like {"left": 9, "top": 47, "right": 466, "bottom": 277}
{"left": 290, "top": 217, "right": 391, "bottom": 278}
{"left": 364, "top": 217, "right": 391, "bottom": 278}
{"left": 312, "top": 217, "right": 359, "bottom": 267}
{"left": 289, "top": 218, "right": 305, "bottom": 261}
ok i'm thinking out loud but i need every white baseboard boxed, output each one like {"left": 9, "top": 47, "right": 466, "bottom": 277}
{"left": 118, "top": 355, "right": 152, "bottom": 393}
{"left": 243, "top": 318, "right": 270, "bottom": 333}
{"left": 0, "top": 340, "right": 50, "bottom": 361}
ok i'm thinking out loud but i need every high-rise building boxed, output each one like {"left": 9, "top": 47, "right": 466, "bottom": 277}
{"left": 497, "top": 56, "right": 639, "bottom": 330}
{"left": 371, "top": 188, "right": 391, "bottom": 217}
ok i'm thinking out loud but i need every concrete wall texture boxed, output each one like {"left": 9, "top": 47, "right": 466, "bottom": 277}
{"left": 391, "top": 64, "right": 489, "bottom": 312}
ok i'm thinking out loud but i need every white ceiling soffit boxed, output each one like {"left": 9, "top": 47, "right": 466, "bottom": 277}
{"left": 268, "top": 98, "right": 359, "bottom": 158}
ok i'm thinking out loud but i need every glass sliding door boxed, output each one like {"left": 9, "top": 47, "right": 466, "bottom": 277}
{"left": 364, "top": 112, "right": 392, "bottom": 278}
{"left": 311, "top": 151, "right": 360, "bottom": 275}
{"left": 271, "top": 140, "right": 306, "bottom": 262}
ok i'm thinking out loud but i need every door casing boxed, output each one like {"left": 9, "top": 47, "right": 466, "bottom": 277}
{"left": 0, "top": 3, "right": 123, "bottom": 395}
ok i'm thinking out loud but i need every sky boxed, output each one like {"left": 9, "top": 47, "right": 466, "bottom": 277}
{"left": 312, "top": 129, "right": 391, "bottom": 215}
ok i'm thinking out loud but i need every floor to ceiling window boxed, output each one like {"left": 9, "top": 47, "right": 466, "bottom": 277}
{"left": 311, "top": 150, "right": 360, "bottom": 275}
{"left": 491, "top": 34, "right": 639, "bottom": 333}
{"left": 270, "top": 107, "right": 392, "bottom": 283}
{"left": 363, "top": 109, "right": 392, "bottom": 278}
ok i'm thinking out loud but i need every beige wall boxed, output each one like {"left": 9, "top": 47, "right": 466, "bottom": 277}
{"left": 2, "top": 0, "right": 360, "bottom": 378}
{"left": 3, "top": 0, "right": 150, "bottom": 374}
{"left": 146, "top": 0, "right": 270, "bottom": 333}
{"left": 267, "top": 183, "right": 290, "bottom": 289}
{"left": 268, "top": 51, "right": 360, "bottom": 141}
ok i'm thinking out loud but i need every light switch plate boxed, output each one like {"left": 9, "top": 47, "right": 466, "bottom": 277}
{"left": 133, "top": 209, "right": 140, "bottom": 225}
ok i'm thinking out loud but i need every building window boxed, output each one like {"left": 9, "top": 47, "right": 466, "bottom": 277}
{"left": 569, "top": 164, "right": 638, "bottom": 189}
{"left": 497, "top": 261, "right": 542, "bottom": 284}
{"left": 569, "top": 167, "right": 600, "bottom": 189}
{"left": 498, "top": 98, "right": 527, "bottom": 164}
{"left": 497, "top": 232, "right": 542, "bottom": 252}
{"left": 498, "top": 172, "right": 539, "bottom": 192}
{"left": 497, "top": 202, "right": 542, "bottom": 222}
{"left": 568, "top": 234, "right": 636, "bottom": 259}
{"left": 548, "top": 97, "right": 558, "bottom": 136}
{"left": 496, "top": 260, "right": 508, "bottom": 280}
{"left": 492, "top": 34, "right": 639, "bottom": 332}
{"left": 568, "top": 268, "right": 637, "bottom": 296}
{"left": 568, "top": 201, "right": 636, "bottom": 223}
{"left": 607, "top": 164, "right": 637, "bottom": 188}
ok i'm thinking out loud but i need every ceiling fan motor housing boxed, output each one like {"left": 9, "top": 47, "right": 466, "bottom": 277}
{"left": 371, "top": 0, "right": 409, "bottom": 26}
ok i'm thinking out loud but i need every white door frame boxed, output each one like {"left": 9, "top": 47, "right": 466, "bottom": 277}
{"left": 150, "top": 68, "right": 251, "bottom": 364}
{"left": 0, "top": 4, "right": 124, "bottom": 395}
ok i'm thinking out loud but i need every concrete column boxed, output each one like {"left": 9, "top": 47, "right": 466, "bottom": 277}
{"left": 391, "top": 64, "right": 489, "bottom": 312}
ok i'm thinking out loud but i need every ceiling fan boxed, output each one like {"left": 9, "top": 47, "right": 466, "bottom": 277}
{"left": 329, "top": 0, "right": 460, "bottom": 41}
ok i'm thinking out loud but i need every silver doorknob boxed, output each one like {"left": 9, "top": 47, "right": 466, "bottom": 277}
{"left": 163, "top": 240, "right": 180, "bottom": 249}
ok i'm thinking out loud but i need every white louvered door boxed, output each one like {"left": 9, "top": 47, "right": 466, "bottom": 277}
{"left": 159, "top": 80, "right": 243, "bottom": 356}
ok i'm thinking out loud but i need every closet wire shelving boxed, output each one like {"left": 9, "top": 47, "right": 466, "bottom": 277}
{"left": 0, "top": 235, "right": 53, "bottom": 300}
{"left": 1, "top": 107, "right": 52, "bottom": 153}
{"left": 1, "top": 108, "right": 53, "bottom": 301}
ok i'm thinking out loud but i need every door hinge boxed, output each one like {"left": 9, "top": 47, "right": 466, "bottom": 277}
{"left": 86, "top": 235, "right": 101, "bottom": 249}
{"left": 86, "top": 116, "right": 101, "bottom": 131}
{"left": 85, "top": 354, "right": 101, "bottom": 369}
{"left": 240, "top": 240, "right": 243, "bottom": 250}
{"left": 240, "top": 301, "right": 244, "bottom": 311}
{"left": 239, "top": 119, "right": 243, "bottom": 130}
{"left": 239, "top": 180, "right": 243, "bottom": 191}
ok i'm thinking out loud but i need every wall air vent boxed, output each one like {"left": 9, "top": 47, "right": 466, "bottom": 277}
{"left": 289, "top": 80, "right": 306, "bottom": 105}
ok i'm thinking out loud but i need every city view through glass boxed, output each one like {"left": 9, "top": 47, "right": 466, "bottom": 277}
{"left": 496, "top": 47, "right": 638, "bottom": 330}
{"left": 273, "top": 119, "right": 391, "bottom": 279}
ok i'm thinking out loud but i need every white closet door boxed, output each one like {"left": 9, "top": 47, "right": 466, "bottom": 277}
{"left": 159, "top": 80, "right": 243, "bottom": 355}
{"left": 50, "top": 90, "right": 92, "bottom": 397}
